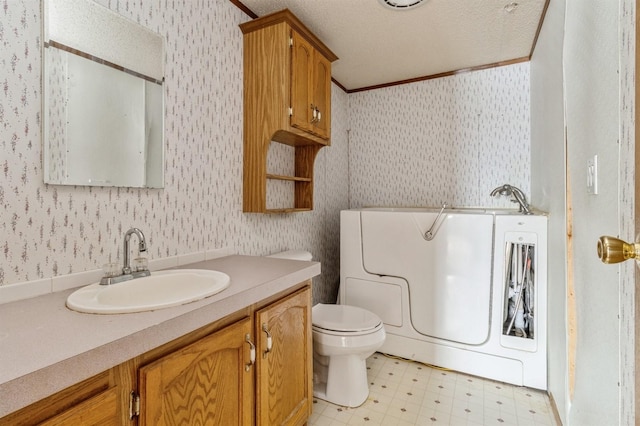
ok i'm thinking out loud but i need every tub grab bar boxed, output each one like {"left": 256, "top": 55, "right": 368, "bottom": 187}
{"left": 424, "top": 203, "right": 447, "bottom": 241}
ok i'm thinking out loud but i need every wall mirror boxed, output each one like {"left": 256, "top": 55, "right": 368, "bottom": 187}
{"left": 43, "top": 0, "right": 165, "bottom": 188}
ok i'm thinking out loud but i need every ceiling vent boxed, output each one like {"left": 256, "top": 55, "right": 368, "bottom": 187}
{"left": 378, "top": 0, "right": 427, "bottom": 10}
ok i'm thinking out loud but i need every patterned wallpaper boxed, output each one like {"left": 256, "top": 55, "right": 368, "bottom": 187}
{"left": 0, "top": 0, "right": 530, "bottom": 306}
{"left": 42, "top": 47, "right": 67, "bottom": 183}
{"left": 348, "top": 63, "right": 530, "bottom": 209}
{"left": 0, "top": 0, "right": 349, "bottom": 304}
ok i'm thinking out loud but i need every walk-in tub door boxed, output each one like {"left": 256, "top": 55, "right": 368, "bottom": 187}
{"left": 360, "top": 210, "right": 494, "bottom": 345}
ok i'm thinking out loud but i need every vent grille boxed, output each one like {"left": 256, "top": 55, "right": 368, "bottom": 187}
{"left": 378, "top": 0, "right": 427, "bottom": 10}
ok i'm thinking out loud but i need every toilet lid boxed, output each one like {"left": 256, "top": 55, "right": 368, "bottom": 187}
{"left": 312, "top": 303, "right": 382, "bottom": 332}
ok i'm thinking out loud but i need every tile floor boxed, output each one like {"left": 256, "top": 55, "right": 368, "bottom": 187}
{"left": 309, "top": 353, "right": 558, "bottom": 426}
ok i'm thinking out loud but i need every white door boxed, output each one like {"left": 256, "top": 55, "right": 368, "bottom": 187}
{"left": 564, "top": 1, "right": 627, "bottom": 424}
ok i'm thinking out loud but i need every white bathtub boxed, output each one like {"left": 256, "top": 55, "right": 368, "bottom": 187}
{"left": 340, "top": 207, "right": 548, "bottom": 389}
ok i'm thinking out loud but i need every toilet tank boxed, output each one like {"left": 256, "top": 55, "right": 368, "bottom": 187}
{"left": 268, "top": 250, "right": 313, "bottom": 261}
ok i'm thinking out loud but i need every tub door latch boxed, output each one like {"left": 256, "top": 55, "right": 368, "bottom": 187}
{"left": 424, "top": 203, "right": 447, "bottom": 241}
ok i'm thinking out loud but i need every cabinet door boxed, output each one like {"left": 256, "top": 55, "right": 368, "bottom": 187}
{"left": 38, "top": 387, "right": 119, "bottom": 426}
{"left": 290, "top": 31, "right": 314, "bottom": 135}
{"left": 138, "top": 318, "right": 254, "bottom": 426}
{"left": 311, "top": 52, "right": 331, "bottom": 140}
{"left": 255, "top": 287, "right": 312, "bottom": 426}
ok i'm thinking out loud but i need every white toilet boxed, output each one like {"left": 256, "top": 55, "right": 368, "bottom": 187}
{"left": 267, "top": 250, "right": 386, "bottom": 407}
{"left": 312, "top": 303, "right": 385, "bottom": 407}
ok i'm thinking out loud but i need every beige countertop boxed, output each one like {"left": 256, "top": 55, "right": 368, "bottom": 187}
{"left": 0, "top": 255, "right": 321, "bottom": 417}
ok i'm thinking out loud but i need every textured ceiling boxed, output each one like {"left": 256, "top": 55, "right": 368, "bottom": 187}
{"left": 235, "top": 0, "right": 548, "bottom": 92}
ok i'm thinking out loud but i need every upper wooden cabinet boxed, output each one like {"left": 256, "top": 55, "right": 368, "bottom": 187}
{"left": 240, "top": 9, "right": 338, "bottom": 213}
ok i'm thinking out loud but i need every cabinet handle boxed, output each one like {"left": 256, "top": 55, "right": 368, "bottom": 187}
{"left": 316, "top": 109, "right": 321, "bottom": 122}
{"left": 262, "top": 323, "right": 273, "bottom": 358}
{"left": 310, "top": 104, "right": 317, "bottom": 123}
{"left": 245, "top": 334, "right": 256, "bottom": 371}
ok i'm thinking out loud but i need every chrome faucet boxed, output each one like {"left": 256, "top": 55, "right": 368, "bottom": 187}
{"left": 123, "top": 227, "right": 148, "bottom": 274}
{"left": 100, "top": 227, "right": 150, "bottom": 285}
{"left": 490, "top": 184, "right": 532, "bottom": 214}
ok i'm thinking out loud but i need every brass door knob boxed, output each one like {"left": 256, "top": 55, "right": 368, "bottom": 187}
{"left": 597, "top": 236, "right": 640, "bottom": 264}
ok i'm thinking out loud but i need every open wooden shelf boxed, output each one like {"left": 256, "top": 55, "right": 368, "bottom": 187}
{"left": 264, "top": 208, "right": 313, "bottom": 214}
{"left": 267, "top": 174, "right": 312, "bottom": 182}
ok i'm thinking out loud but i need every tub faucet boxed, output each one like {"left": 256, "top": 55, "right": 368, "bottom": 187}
{"left": 490, "top": 184, "right": 532, "bottom": 214}
{"left": 122, "top": 228, "right": 148, "bottom": 275}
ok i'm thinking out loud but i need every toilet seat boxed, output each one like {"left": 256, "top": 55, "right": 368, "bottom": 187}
{"left": 312, "top": 303, "right": 383, "bottom": 335}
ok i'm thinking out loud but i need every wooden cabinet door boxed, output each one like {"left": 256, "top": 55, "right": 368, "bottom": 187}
{"left": 290, "top": 30, "right": 332, "bottom": 141}
{"left": 312, "top": 52, "right": 331, "bottom": 140}
{"left": 290, "top": 30, "right": 314, "bottom": 135}
{"left": 38, "top": 387, "right": 120, "bottom": 426}
{"left": 138, "top": 318, "right": 254, "bottom": 426}
{"left": 255, "top": 287, "right": 312, "bottom": 426}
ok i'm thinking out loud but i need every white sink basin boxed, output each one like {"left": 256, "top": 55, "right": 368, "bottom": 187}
{"left": 66, "top": 269, "right": 231, "bottom": 314}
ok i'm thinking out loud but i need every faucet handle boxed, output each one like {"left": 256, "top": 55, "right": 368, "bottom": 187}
{"left": 102, "top": 262, "right": 121, "bottom": 278}
{"left": 133, "top": 257, "right": 149, "bottom": 272}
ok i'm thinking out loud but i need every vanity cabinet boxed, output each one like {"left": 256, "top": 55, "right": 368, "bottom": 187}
{"left": 0, "top": 282, "right": 312, "bottom": 426}
{"left": 137, "top": 286, "right": 312, "bottom": 426}
{"left": 240, "top": 9, "right": 338, "bottom": 213}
